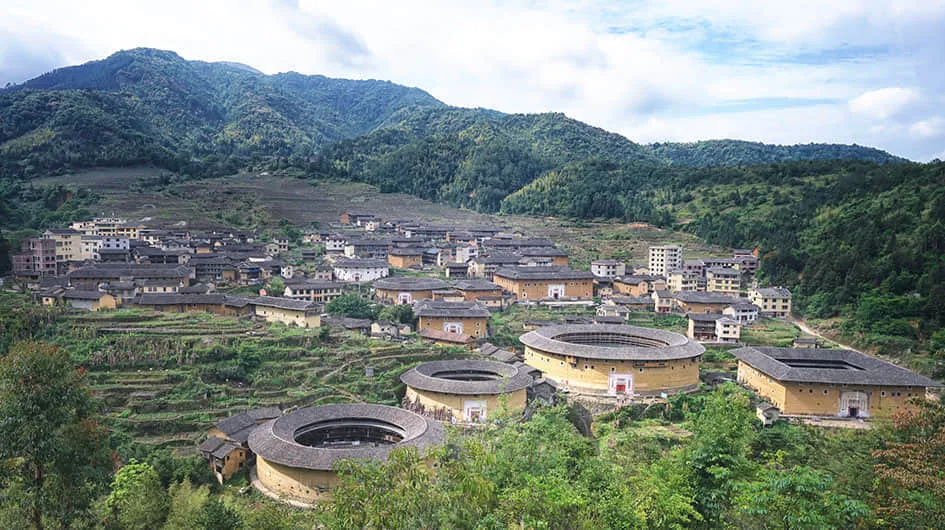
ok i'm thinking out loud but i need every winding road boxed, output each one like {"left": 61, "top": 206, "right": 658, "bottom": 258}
{"left": 788, "top": 315, "right": 859, "bottom": 352}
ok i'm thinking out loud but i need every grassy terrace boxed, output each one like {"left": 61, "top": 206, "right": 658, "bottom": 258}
{"left": 35, "top": 307, "right": 478, "bottom": 454}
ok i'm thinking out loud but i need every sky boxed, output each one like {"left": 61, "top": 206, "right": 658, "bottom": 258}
{"left": 2, "top": 0, "right": 944, "bottom": 161}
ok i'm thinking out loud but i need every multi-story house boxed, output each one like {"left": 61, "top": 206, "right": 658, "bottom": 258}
{"left": 648, "top": 245, "right": 682, "bottom": 277}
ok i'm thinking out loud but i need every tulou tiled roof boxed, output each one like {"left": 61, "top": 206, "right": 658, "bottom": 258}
{"left": 373, "top": 277, "right": 451, "bottom": 291}
{"left": 415, "top": 300, "right": 491, "bottom": 318}
{"left": 493, "top": 266, "right": 594, "bottom": 281}
{"left": 248, "top": 404, "right": 444, "bottom": 471}
{"left": 732, "top": 346, "right": 943, "bottom": 387}
{"left": 520, "top": 323, "right": 704, "bottom": 361}
{"left": 401, "top": 360, "right": 532, "bottom": 395}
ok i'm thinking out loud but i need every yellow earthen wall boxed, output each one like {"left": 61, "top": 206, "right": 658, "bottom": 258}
{"left": 257, "top": 456, "right": 338, "bottom": 502}
{"left": 404, "top": 386, "right": 526, "bottom": 422}
{"left": 524, "top": 346, "right": 700, "bottom": 393}
{"left": 418, "top": 316, "right": 489, "bottom": 338}
{"left": 737, "top": 362, "right": 924, "bottom": 418}
{"left": 492, "top": 277, "right": 593, "bottom": 300}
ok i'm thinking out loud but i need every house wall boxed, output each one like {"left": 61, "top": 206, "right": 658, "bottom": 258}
{"left": 613, "top": 281, "right": 650, "bottom": 296}
{"left": 216, "top": 447, "right": 249, "bottom": 481}
{"left": 523, "top": 346, "right": 700, "bottom": 394}
{"left": 255, "top": 306, "right": 321, "bottom": 328}
{"left": 458, "top": 288, "right": 503, "bottom": 301}
{"left": 418, "top": 316, "right": 489, "bottom": 338}
{"left": 375, "top": 287, "right": 436, "bottom": 304}
{"left": 492, "top": 276, "right": 593, "bottom": 300}
{"left": 257, "top": 456, "right": 337, "bottom": 502}
{"left": 388, "top": 254, "right": 422, "bottom": 268}
{"left": 404, "top": 386, "right": 526, "bottom": 422}
{"left": 736, "top": 361, "right": 922, "bottom": 418}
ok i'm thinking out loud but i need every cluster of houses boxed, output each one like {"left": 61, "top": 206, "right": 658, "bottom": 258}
{"left": 590, "top": 245, "right": 792, "bottom": 344}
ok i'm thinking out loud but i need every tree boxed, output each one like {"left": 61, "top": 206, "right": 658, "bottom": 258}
{"left": 326, "top": 295, "right": 377, "bottom": 320}
{"left": 731, "top": 466, "right": 869, "bottom": 529}
{"left": 200, "top": 499, "right": 242, "bottom": 529}
{"left": 872, "top": 399, "right": 945, "bottom": 527}
{"left": 685, "top": 386, "right": 757, "bottom": 525}
{"left": 378, "top": 304, "right": 415, "bottom": 325}
{"left": 0, "top": 341, "right": 108, "bottom": 529}
{"left": 104, "top": 460, "right": 168, "bottom": 530}
{"left": 162, "top": 479, "right": 209, "bottom": 530}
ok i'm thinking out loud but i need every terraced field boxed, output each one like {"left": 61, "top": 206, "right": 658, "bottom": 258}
{"left": 46, "top": 308, "right": 477, "bottom": 455}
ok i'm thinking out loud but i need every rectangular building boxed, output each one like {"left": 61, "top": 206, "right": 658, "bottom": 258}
{"left": 733, "top": 346, "right": 942, "bottom": 418}
{"left": 648, "top": 244, "right": 682, "bottom": 277}
{"left": 492, "top": 266, "right": 594, "bottom": 301}
{"left": 749, "top": 287, "right": 792, "bottom": 318}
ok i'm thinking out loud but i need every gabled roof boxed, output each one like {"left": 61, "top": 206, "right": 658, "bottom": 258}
{"left": 453, "top": 280, "right": 501, "bottom": 291}
{"left": 334, "top": 258, "right": 389, "bottom": 268}
{"left": 243, "top": 296, "right": 320, "bottom": 312}
{"left": 753, "top": 287, "right": 792, "bottom": 297}
{"left": 732, "top": 346, "right": 943, "bottom": 387}
{"left": 416, "top": 300, "right": 491, "bottom": 318}
{"left": 373, "top": 277, "right": 450, "bottom": 291}
{"left": 63, "top": 289, "right": 109, "bottom": 300}
{"left": 614, "top": 275, "right": 662, "bottom": 285}
{"left": 198, "top": 436, "right": 227, "bottom": 454}
{"left": 493, "top": 266, "right": 594, "bottom": 281}
{"left": 213, "top": 413, "right": 257, "bottom": 443}
{"left": 674, "top": 291, "right": 741, "bottom": 305}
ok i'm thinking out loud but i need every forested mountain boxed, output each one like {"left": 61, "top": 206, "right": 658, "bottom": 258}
{"left": 645, "top": 139, "right": 906, "bottom": 166}
{"left": 2, "top": 47, "right": 905, "bottom": 184}
{"left": 0, "top": 48, "right": 445, "bottom": 178}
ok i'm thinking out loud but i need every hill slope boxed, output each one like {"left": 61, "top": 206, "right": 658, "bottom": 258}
{"left": 0, "top": 48, "right": 445, "bottom": 178}
{"left": 1, "top": 48, "right": 905, "bottom": 186}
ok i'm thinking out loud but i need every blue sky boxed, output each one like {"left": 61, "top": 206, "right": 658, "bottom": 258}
{"left": 2, "top": 0, "right": 943, "bottom": 161}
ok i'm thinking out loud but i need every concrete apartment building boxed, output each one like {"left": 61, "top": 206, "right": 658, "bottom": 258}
{"left": 706, "top": 267, "right": 741, "bottom": 295}
{"left": 648, "top": 245, "right": 682, "bottom": 277}
{"left": 590, "top": 259, "right": 626, "bottom": 278}
{"left": 749, "top": 287, "right": 792, "bottom": 318}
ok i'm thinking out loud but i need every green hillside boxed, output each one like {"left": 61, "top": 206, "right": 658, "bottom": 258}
{"left": 645, "top": 139, "right": 906, "bottom": 166}
{"left": 0, "top": 48, "right": 445, "bottom": 178}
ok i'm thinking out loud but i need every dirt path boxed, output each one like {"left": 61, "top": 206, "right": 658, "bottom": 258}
{"left": 788, "top": 315, "right": 859, "bottom": 351}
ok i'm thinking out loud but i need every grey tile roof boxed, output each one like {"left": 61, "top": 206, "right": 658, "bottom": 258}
{"left": 214, "top": 413, "right": 257, "bottom": 443}
{"left": 198, "top": 436, "right": 226, "bottom": 454}
{"left": 453, "top": 280, "right": 502, "bottom": 291}
{"left": 493, "top": 266, "right": 594, "bottom": 281}
{"left": 753, "top": 287, "right": 792, "bottom": 297}
{"left": 687, "top": 312, "right": 723, "bottom": 322}
{"left": 614, "top": 275, "right": 662, "bottom": 285}
{"left": 135, "top": 294, "right": 227, "bottom": 306}
{"left": 248, "top": 404, "right": 444, "bottom": 471}
{"left": 673, "top": 291, "right": 742, "bottom": 305}
{"left": 62, "top": 289, "right": 108, "bottom": 300}
{"left": 519, "top": 247, "right": 568, "bottom": 257}
{"left": 519, "top": 323, "right": 704, "bottom": 361}
{"left": 415, "top": 300, "right": 491, "bottom": 318}
{"left": 334, "top": 258, "right": 389, "bottom": 268}
{"left": 732, "top": 346, "right": 943, "bottom": 387}
{"left": 373, "top": 277, "right": 451, "bottom": 291}
{"left": 401, "top": 360, "right": 532, "bottom": 395}
{"left": 243, "top": 296, "right": 321, "bottom": 312}
{"left": 69, "top": 264, "right": 193, "bottom": 280}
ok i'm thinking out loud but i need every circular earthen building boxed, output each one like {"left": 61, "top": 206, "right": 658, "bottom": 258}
{"left": 248, "top": 404, "right": 444, "bottom": 502}
{"left": 520, "top": 324, "right": 704, "bottom": 396}
{"left": 401, "top": 360, "right": 533, "bottom": 423}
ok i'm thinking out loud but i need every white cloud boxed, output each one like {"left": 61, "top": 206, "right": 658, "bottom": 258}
{"left": 909, "top": 117, "right": 944, "bottom": 138}
{"left": 0, "top": 0, "right": 943, "bottom": 160}
{"left": 848, "top": 88, "right": 920, "bottom": 120}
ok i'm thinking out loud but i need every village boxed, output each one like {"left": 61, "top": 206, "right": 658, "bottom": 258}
{"left": 8, "top": 210, "right": 941, "bottom": 506}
